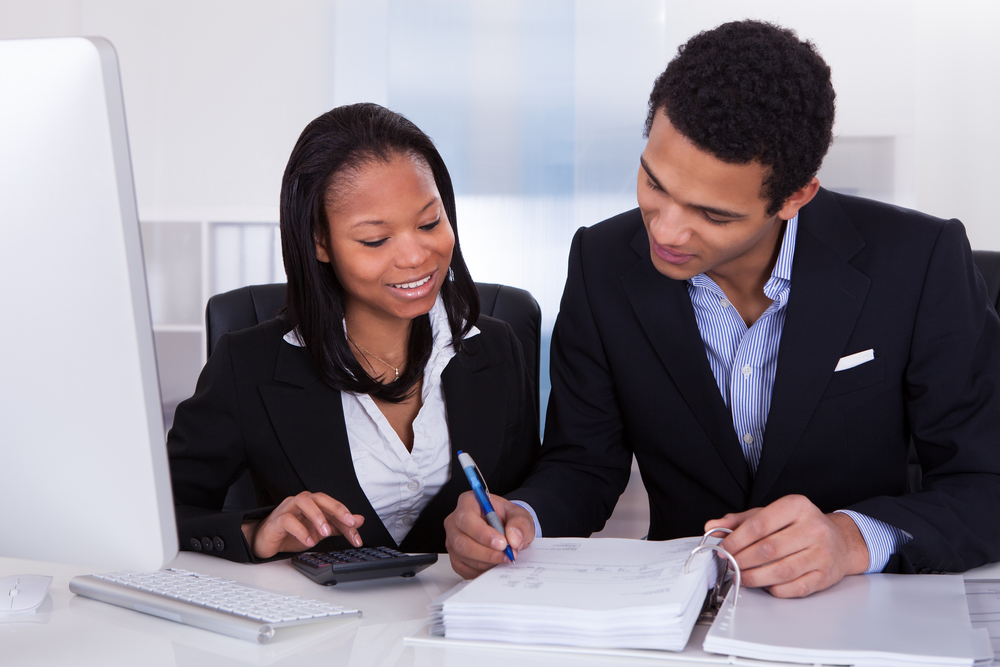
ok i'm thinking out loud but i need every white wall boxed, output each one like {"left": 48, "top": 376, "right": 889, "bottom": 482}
{"left": 3, "top": 1, "right": 998, "bottom": 234}
{"left": 1, "top": 0, "right": 335, "bottom": 222}
{"left": 913, "top": 0, "right": 1000, "bottom": 249}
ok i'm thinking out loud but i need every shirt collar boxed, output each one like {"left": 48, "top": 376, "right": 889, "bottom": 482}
{"left": 762, "top": 214, "right": 797, "bottom": 301}
{"left": 770, "top": 214, "right": 798, "bottom": 283}
{"left": 427, "top": 292, "right": 481, "bottom": 350}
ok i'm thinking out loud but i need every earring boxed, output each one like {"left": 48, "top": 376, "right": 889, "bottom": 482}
{"left": 448, "top": 266, "right": 455, "bottom": 281}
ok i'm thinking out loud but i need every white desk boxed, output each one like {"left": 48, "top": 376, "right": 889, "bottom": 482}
{"left": 3, "top": 551, "right": 999, "bottom": 667}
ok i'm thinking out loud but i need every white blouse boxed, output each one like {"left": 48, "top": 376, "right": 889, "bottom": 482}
{"left": 283, "top": 295, "right": 479, "bottom": 544}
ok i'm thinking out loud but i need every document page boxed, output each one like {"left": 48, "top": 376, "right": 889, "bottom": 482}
{"left": 447, "top": 536, "right": 711, "bottom": 612}
{"left": 965, "top": 580, "right": 1000, "bottom": 666}
{"left": 704, "top": 573, "right": 991, "bottom": 667}
{"left": 441, "top": 537, "right": 718, "bottom": 650}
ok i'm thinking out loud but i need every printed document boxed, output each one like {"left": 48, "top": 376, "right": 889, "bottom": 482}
{"left": 439, "top": 536, "right": 718, "bottom": 651}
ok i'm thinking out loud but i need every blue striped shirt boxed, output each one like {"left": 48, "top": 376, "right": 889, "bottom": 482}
{"left": 687, "top": 215, "right": 908, "bottom": 573}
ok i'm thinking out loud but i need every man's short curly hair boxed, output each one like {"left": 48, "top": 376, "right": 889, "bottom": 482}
{"left": 645, "top": 20, "right": 835, "bottom": 216}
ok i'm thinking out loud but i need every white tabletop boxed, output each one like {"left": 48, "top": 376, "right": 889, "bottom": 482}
{"left": 3, "top": 550, "right": 999, "bottom": 667}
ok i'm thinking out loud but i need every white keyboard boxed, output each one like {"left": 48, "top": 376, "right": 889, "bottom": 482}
{"left": 70, "top": 568, "right": 360, "bottom": 643}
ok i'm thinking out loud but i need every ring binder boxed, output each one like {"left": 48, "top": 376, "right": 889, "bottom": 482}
{"left": 685, "top": 528, "right": 741, "bottom": 612}
{"left": 413, "top": 534, "right": 991, "bottom": 666}
{"left": 698, "top": 527, "right": 733, "bottom": 545}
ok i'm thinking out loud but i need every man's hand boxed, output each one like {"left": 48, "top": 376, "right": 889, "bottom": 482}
{"left": 705, "top": 494, "right": 869, "bottom": 598}
{"left": 242, "top": 491, "right": 366, "bottom": 559}
{"left": 444, "top": 491, "right": 535, "bottom": 579}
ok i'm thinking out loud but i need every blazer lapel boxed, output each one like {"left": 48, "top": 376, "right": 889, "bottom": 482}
{"left": 402, "top": 333, "right": 507, "bottom": 552}
{"left": 621, "top": 229, "right": 752, "bottom": 494}
{"left": 258, "top": 342, "right": 396, "bottom": 547}
{"left": 438, "top": 333, "right": 506, "bottom": 497}
{"left": 751, "top": 190, "right": 870, "bottom": 505}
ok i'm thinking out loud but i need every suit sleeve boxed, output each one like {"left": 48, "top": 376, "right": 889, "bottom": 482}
{"left": 167, "top": 334, "right": 272, "bottom": 563}
{"left": 848, "top": 219, "right": 1000, "bottom": 573}
{"left": 507, "top": 227, "right": 632, "bottom": 535}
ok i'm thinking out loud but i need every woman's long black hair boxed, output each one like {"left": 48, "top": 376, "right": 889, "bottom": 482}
{"left": 279, "top": 103, "right": 480, "bottom": 402}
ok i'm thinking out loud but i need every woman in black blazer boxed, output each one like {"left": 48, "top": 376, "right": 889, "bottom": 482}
{"left": 167, "top": 104, "right": 539, "bottom": 563}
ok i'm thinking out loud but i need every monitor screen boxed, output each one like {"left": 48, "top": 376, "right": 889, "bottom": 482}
{"left": 0, "top": 37, "right": 178, "bottom": 571}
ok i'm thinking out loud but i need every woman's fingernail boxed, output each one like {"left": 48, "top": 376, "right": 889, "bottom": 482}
{"left": 343, "top": 514, "right": 356, "bottom": 527}
{"left": 321, "top": 523, "right": 331, "bottom": 537}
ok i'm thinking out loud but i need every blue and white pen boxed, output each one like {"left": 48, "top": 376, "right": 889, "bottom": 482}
{"left": 457, "top": 450, "right": 515, "bottom": 563}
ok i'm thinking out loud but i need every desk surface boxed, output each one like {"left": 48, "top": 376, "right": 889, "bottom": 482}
{"left": 3, "top": 550, "right": 999, "bottom": 667}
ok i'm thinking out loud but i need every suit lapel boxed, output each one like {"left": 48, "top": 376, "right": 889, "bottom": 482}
{"left": 402, "top": 333, "right": 506, "bottom": 552}
{"left": 258, "top": 341, "right": 396, "bottom": 547}
{"left": 438, "top": 332, "right": 506, "bottom": 496}
{"left": 751, "top": 190, "right": 870, "bottom": 505}
{"left": 621, "top": 228, "right": 752, "bottom": 494}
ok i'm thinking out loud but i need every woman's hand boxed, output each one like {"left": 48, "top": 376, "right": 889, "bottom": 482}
{"left": 242, "top": 491, "right": 366, "bottom": 559}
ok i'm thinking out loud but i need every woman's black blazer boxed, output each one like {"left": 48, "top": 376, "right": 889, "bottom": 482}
{"left": 167, "top": 315, "right": 539, "bottom": 562}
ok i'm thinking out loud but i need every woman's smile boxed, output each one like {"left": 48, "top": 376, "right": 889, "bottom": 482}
{"left": 387, "top": 271, "right": 437, "bottom": 299}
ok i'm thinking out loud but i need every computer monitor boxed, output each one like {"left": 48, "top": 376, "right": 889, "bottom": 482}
{"left": 0, "top": 37, "right": 178, "bottom": 571}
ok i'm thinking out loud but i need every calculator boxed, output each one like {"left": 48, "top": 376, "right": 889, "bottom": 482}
{"left": 291, "top": 547, "right": 438, "bottom": 586}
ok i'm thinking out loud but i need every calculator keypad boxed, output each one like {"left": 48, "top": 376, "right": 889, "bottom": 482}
{"left": 291, "top": 547, "right": 437, "bottom": 585}
{"left": 299, "top": 547, "right": 402, "bottom": 565}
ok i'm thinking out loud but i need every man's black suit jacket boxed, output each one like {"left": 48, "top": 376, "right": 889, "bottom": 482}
{"left": 510, "top": 188, "right": 1000, "bottom": 574}
{"left": 168, "top": 315, "right": 538, "bottom": 562}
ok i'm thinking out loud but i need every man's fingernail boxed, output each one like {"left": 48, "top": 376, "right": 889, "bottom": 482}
{"left": 492, "top": 537, "right": 507, "bottom": 551}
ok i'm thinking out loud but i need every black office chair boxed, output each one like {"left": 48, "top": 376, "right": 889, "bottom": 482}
{"left": 905, "top": 250, "right": 1000, "bottom": 492}
{"left": 974, "top": 250, "right": 1000, "bottom": 313}
{"left": 204, "top": 281, "right": 542, "bottom": 511}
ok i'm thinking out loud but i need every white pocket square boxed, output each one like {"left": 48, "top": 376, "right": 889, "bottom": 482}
{"left": 835, "top": 349, "right": 874, "bottom": 372}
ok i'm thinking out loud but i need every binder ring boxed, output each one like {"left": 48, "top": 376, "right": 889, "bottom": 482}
{"left": 699, "top": 527, "right": 733, "bottom": 546}
{"left": 685, "top": 544, "right": 741, "bottom": 610}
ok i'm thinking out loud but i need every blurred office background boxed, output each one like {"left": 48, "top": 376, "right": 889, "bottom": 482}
{"left": 3, "top": 1, "right": 999, "bottom": 537}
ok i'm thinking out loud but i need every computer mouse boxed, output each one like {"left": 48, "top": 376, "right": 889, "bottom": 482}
{"left": 0, "top": 574, "right": 53, "bottom": 613}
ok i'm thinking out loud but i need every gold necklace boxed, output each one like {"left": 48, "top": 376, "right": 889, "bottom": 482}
{"left": 346, "top": 332, "right": 400, "bottom": 380}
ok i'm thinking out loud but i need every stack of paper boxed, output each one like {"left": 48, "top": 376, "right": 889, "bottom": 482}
{"left": 704, "top": 573, "right": 993, "bottom": 667}
{"left": 437, "top": 537, "right": 718, "bottom": 651}
{"left": 965, "top": 579, "right": 1000, "bottom": 663}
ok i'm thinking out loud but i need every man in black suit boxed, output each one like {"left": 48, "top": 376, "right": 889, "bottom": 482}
{"left": 445, "top": 20, "right": 1000, "bottom": 597}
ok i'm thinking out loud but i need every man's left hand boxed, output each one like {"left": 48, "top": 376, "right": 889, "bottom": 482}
{"left": 704, "top": 494, "right": 869, "bottom": 598}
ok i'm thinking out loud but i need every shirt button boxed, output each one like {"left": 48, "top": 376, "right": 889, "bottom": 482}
{"left": 742, "top": 365, "right": 753, "bottom": 376}
{"left": 402, "top": 517, "right": 414, "bottom": 526}
{"left": 407, "top": 481, "right": 419, "bottom": 492}
{"left": 720, "top": 299, "right": 731, "bottom": 308}
{"left": 743, "top": 433, "right": 754, "bottom": 444}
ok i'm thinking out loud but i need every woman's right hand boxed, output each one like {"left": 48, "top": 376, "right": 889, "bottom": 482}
{"left": 242, "top": 491, "right": 366, "bottom": 559}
